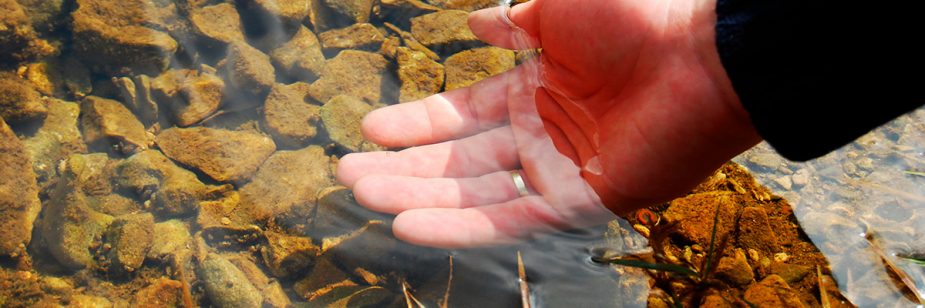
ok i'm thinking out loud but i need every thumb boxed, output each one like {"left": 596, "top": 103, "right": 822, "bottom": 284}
{"left": 468, "top": 1, "right": 542, "bottom": 50}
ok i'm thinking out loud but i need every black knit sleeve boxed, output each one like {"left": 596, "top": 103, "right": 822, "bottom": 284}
{"left": 714, "top": 0, "right": 925, "bottom": 161}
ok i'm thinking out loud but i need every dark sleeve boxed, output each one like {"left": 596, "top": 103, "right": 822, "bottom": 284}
{"left": 714, "top": 0, "right": 925, "bottom": 161}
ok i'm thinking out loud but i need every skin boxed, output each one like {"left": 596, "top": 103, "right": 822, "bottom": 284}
{"left": 337, "top": 0, "right": 762, "bottom": 248}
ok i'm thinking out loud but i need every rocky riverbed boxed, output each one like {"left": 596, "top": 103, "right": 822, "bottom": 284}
{"left": 1, "top": 0, "right": 855, "bottom": 307}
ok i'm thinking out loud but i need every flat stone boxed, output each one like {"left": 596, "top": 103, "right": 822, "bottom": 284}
{"left": 71, "top": 0, "right": 178, "bottom": 75}
{"left": 324, "top": 0, "right": 375, "bottom": 24}
{"left": 662, "top": 192, "right": 739, "bottom": 247}
{"left": 0, "top": 0, "right": 55, "bottom": 63}
{"left": 22, "top": 99, "right": 86, "bottom": 191}
{"left": 197, "top": 191, "right": 264, "bottom": 250}
{"left": 384, "top": 22, "right": 440, "bottom": 61}
{"left": 263, "top": 82, "right": 321, "bottom": 148}
{"left": 429, "top": 0, "right": 497, "bottom": 11}
{"left": 321, "top": 95, "right": 380, "bottom": 152}
{"left": 189, "top": 3, "right": 245, "bottom": 48}
{"left": 743, "top": 275, "right": 807, "bottom": 308}
{"left": 156, "top": 127, "right": 276, "bottom": 183}
{"left": 293, "top": 256, "right": 356, "bottom": 301}
{"left": 715, "top": 249, "right": 754, "bottom": 285}
{"left": 379, "top": 35, "right": 401, "bottom": 59}
{"left": 239, "top": 145, "right": 334, "bottom": 222}
{"left": 736, "top": 206, "right": 781, "bottom": 254}
{"left": 0, "top": 73, "right": 47, "bottom": 123}
{"left": 148, "top": 220, "right": 192, "bottom": 260}
{"left": 310, "top": 50, "right": 388, "bottom": 104}
{"left": 769, "top": 262, "right": 812, "bottom": 284}
{"left": 199, "top": 253, "right": 264, "bottom": 308}
{"left": 69, "top": 295, "right": 113, "bottom": 308}
{"left": 80, "top": 96, "right": 149, "bottom": 154}
{"left": 220, "top": 42, "right": 276, "bottom": 98}
{"left": 309, "top": 285, "right": 393, "bottom": 307}
{"left": 20, "top": 56, "right": 93, "bottom": 98}
{"left": 40, "top": 157, "right": 115, "bottom": 269}
{"left": 225, "top": 255, "right": 292, "bottom": 308}
{"left": 113, "top": 75, "right": 158, "bottom": 126}
{"left": 410, "top": 10, "right": 480, "bottom": 55}
{"left": 151, "top": 67, "right": 225, "bottom": 127}
{"left": 747, "top": 152, "right": 783, "bottom": 171}
{"left": 245, "top": 0, "right": 310, "bottom": 25}
{"left": 444, "top": 47, "right": 515, "bottom": 90}
{"left": 261, "top": 231, "right": 320, "bottom": 278}
{"left": 270, "top": 26, "right": 326, "bottom": 81}
{"left": 112, "top": 150, "right": 217, "bottom": 217}
{"left": 397, "top": 47, "right": 444, "bottom": 102}
{"left": 131, "top": 277, "right": 185, "bottom": 307}
{"left": 101, "top": 212, "right": 155, "bottom": 276}
{"left": 0, "top": 117, "right": 42, "bottom": 258}
{"left": 378, "top": 0, "right": 440, "bottom": 29}
{"left": 319, "top": 23, "right": 385, "bottom": 54}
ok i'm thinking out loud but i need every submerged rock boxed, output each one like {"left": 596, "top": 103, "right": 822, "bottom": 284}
{"left": 444, "top": 46, "right": 515, "bottom": 90}
{"left": 0, "top": 0, "right": 55, "bottom": 63}
{"left": 101, "top": 213, "right": 155, "bottom": 276}
{"left": 263, "top": 82, "right": 321, "bottom": 148}
{"left": 151, "top": 67, "right": 225, "bottom": 127}
{"left": 113, "top": 75, "right": 158, "bottom": 126}
{"left": 199, "top": 253, "right": 264, "bottom": 308}
{"left": 261, "top": 231, "right": 320, "bottom": 278}
{"left": 243, "top": 0, "right": 311, "bottom": 25}
{"left": 0, "top": 117, "right": 42, "bottom": 258}
{"left": 131, "top": 277, "right": 186, "bottom": 307}
{"left": 429, "top": 0, "right": 497, "bottom": 11}
{"left": 323, "top": 220, "right": 397, "bottom": 273}
{"left": 324, "top": 0, "right": 375, "bottom": 25}
{"left": 19, "top": 56, "right": 94, "bottom": 99}
{"left": 80, "top": 96, "right": 149, "bottom": 154}
{"left": 270, "top": 26, "right": 326, "bottom": 81}
{"left": 410, "top": 10, "right": 480, "bottom": 55}
{"left": 310, "top": 50, "right": 389, "bottom": 104}
{"left": 219, "top": 42, "right": 276, "bottom": 99}
{"left": 378, "top": 0, "right": 440, "bottom": 29}
{"left": 397, "top": 47, "right": 444, "bottom": 102}
{"left": 293, "top": 256, "right": 356, "bottom": 301}
{"left": 239, "top": 145, "right": 334, "bottom": 222}
{"left": 71, "top": 0, "right": 178, "bottom": 74}
{"left": 189, "top": 3, "right": 245, "bottom": 48}
{"left": 22, "top": 99, "right": 86, "bottom": 190}
{"left": 148, "top": 220, "right": 192, "bottom": 260}
{"left": 197, "top": 191, "right": 264, "bottom": 250}
{"left": 0, "top": 72, "right": 47, "bottom": 124}
{"left": 112, "top": 150, "right": 217, "bottom": 217}
{"left": 321, "top": 95, "right": 379, "bottom": 152}
{"left": 319, "top": 23, "right": 386, "bottom": 54}
{"left": 156, "top": 127, "right": 276, "bottom": 183}
{"left": 743, "top": 275, "right": 807, "bottom": 308}
{"left": 309, "top": 285, "right": 393, "bottom": 307}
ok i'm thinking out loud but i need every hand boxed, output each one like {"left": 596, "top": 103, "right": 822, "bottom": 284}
{"left": 336, "top": 0, "right": 761, "bottom": 248}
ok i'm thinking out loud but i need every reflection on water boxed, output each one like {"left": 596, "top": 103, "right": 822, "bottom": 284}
{"left": 736, "top": 108, "right": 925, "bottom": 307}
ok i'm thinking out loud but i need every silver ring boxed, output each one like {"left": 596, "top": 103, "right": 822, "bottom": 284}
{"left": 510, "top": 170, "right": 530, "bottom": 197}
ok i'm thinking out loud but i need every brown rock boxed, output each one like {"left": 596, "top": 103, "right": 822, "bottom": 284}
{"left": 319, "top": 23, "right": 386, "bottom": 54}
{"left": 71, "top": 0, "right": 178, "bottom": 74}
{"left": 17, "top": 0, "right": 66, "bottom": 33}
{"left": 700, "top": 294, "right": 732, "bottom": 308}
{"left": 0, "top": 0, "right": 55, "bottom": 63}
{"left": 384, "top": 22, "right": 440, "bottom": 61}
{"left": 715, "top": 249, "right": 754, "bottom": 286}
{"left": 312, "top": 186, "right": 378, "bottom": 237}
{"left": 743, "top": 275, "right": 807, "bottom": 308}
{"left": 444, "top": 47, "right": 515, "bottom": 90}
{"left": 379, "top": 35, "right": 401, "bottom": 59}
{"left": 113, "top": 75, "right": 158, "bottom": 126}
{"left": 102, "top": 213, "right": 155, "bottom": 275}
{"left": 737, "top": 206, "right": 781, "bottom": 254}
{"left": 226, "top": 255, "right": 292, "bottom": 308}
{"left": 21, "top": 56, "right": 93, "bottom": 98}
{"left": 80, "top": 96, "right": 149, "bottom": 154}
{"left": 0, "top": 73, "right": 47, "bottom": 123}
{"left": 112, "top": 150, "right": 216, "bottom": 217}
{"left": 411, "top": 10, "right": 480, "bottom": 54}
{"left": 321, "top": 95, "right": 380, "bottom": 152}
{"left": 131, "top": 277, "right": 185, "bottom": 307}
{"left": 662, "top": 192, "right": 739, "bottom": 247}
{"left": 263, "top": 82, "right": 321, "bottom": 148}
{"left": 378, "top": 0, "right": 440, "bottom": 29}
{"left": 189, "top": 3, "right": 245, "bottom": 47}
{"left": 239, "top": 145, "right": 334, "bottom": 222}
{"left": 769, "top": 262, "right": 812, "bottom": 283}
{"left": 309, "top": 285, "right": 393, "bottom": 307}
{"left": 22, "top": 99, "right": 86, "bottom": 190}
{"left": 261, "top": 231, "right": 320, "bottom": 278}
{"left": 197, "top": 191, "right": 264, "bottom": 249}
{"left": 293, "top": 257, "right": 356, "bottom": 301}
{"left": 148, "top": 220, "right": 192, "bottom": 260}
{"left": 310, "top": 50, "right": 389, "bottom": 103}
{"left": 156, "top": 127, "right": 276, "bottom": 183}
{"left": 0, "top": 118, "right": 42, "bottom": 258}
{"left": 271, "top": 26, "right": 326, "bottom": 81}
{"left": 151, "top": 67, "right": 225, "bottom": 127}
{"left": 324, "top": 0, "right": 375, "bottom": 24}
{"left": 220, "top": 42, "right": 276, "bottom": 98}
{"left": 199, "top": 253, "right": 264, "bottom": 307}
{"left": 430, "top": 0, "right": 498, "bottom": 11}
{"left": 245, "top": 0, "right": 311, "bottom": 25}
{"left": 397, "top": 47, "right": 444, "bottom": 102}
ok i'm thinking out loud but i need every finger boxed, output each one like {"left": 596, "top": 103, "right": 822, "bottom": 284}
{"left": 391, "top": 196, "right": 567, "bottom": 248}
{"left": 352, "top": 170, "right": 533, "bottom": 214}
{"left": 362, "top": 66, "right": 531, "bottom": 147}
{"left": 337, "top": 126, "right": 519, "bottom": 186}
{"left": 468, "top": 3, "right": 541, "bottom": 50}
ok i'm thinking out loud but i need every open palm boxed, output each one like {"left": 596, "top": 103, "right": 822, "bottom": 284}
{"left": 336, "top": 0, "right": 760, "bottom": 248}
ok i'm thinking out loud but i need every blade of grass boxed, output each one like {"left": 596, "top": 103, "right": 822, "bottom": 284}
{"left": 440, "top": 256, "right": 453, "bottom": 308}
{"left": 701, "top": 202, "right": 722, "bottom": 280}
{"left": 402, "top": 280, "right": 426, "bottom": 308}
{"left": 602, "top": 258, "right": 699, "bottom": 278}
{"left": 518, "top": 251, "right": 531, "bottom": 308}
{"left": 904, "top": 170, "right": 925, "bottom": 177}
{"left": 865, "top": 231, "right": 925, "bottom": 305}
{"left": 896, "top": 255, "right": 925, "bottom": 266}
